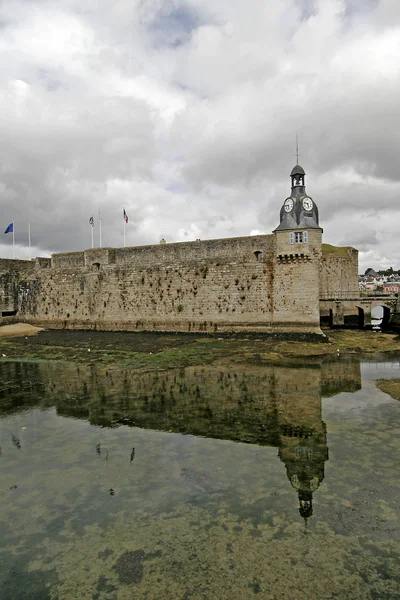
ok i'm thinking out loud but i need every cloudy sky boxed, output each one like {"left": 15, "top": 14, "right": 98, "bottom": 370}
{"left": 0, "top": 0, "right": 399, "bottom": 272}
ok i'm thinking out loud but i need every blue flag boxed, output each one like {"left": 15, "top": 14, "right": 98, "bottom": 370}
{"left": 4, "top": 223, "right": 13, "bottom": 234}
{"left": 89, "top": 215, "right": 94, "bottom": 227}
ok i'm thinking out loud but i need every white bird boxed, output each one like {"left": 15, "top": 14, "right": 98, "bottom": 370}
{"left": 88, "top": 348, "right": 91, "bottom": 352}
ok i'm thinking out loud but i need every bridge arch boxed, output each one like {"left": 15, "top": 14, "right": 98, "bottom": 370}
{"left": 369, "top": 304, "right": 391, "bottom": 329}
{"left": 319, "top": 295, "right": 397, "bottom": 330}
{"left": 371, "top": 301, "right": 394, "bottom": 329}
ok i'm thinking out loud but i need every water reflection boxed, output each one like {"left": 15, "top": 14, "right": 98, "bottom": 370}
{"left": 0, "top": 358, "right": 361, "bottom": 524}
{"left": 1, "top": 357, "right": 400, "bottom": 599}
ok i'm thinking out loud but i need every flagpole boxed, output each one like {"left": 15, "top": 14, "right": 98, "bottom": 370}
{"left": 28, "top": 223, "right": 31, "bottom": 259}
{"left": 124, "top": 218, "right": 126, "bottom": 247}
{"left": 13, "top": 223, "right": 15, "bottom": 259}
{"left": 91, "top": 223, "right": 94, "bottom": 249}
{"left": 99, "top": 210, "right": 102, "bottom": 248}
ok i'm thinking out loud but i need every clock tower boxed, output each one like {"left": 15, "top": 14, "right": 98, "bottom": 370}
{"left": 272, "top": 164, "right": 323, "bottom": 333}
{"left": 276, "top": 164, "right": 320, "bottom": 232}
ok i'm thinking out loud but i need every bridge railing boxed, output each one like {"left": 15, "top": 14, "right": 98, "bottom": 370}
{"left": 319, "top": 290, "right": 396, "bottom": 300}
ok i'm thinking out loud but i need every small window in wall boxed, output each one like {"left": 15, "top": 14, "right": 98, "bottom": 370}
{"left": 290, "top": 232, "right": 308, "bottom": 244}
{"left": 254, "top": 251, "right": 262, "bottom": 261}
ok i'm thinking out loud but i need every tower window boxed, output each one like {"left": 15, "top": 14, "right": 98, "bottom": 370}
{"left": 290, "top": 231, "right": 308, "bottom": 244}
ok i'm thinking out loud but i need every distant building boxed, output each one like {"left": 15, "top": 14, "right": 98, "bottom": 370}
{"left": 383, "top": 283, "right": 400, "bottom": 294}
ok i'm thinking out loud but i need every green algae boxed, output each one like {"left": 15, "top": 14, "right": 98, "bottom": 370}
{"left": 1, "top": 329, "right": 400, "bottom": 373}
{"left": 376, "top": 379, "right": 400, "bottom": 401}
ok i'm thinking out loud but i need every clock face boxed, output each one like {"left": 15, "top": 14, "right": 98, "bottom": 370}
{"left": 284, "top": 198, "right": 294, "bottom": 212}
{"left": 302, "top": 197, "right": 313, "bottom": 211}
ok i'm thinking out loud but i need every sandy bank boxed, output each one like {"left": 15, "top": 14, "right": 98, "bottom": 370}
{"left": 0, "top": 323, "right": 43, "bottom": 338}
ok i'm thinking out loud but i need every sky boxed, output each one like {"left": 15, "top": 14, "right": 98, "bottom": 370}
{"left": 0, "top": 0, "right": 399, "bottom": 273}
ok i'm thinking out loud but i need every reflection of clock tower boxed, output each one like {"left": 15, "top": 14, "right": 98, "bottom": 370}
{"left": 273, "top": 364, "right": 329, "bottom": 525}
{"left": 272, "top": 164, "right": 323, "bottom": 332}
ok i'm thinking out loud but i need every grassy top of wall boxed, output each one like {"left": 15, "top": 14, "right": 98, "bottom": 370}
{"left": 322, "top": 244, "right": 357, "bottom": 257}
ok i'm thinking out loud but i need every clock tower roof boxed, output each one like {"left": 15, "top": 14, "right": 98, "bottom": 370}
{"left": 290, "top": 164, "right": 305, "bottom": 177}
{"left": 274, "top": 163, "right": 322, "bottom": 232}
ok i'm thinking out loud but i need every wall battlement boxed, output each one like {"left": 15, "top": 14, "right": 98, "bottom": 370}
{"left": 51, "top": 234, "right": 274, "bottom": 270}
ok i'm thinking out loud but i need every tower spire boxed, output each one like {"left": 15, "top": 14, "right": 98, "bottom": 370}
{"left": 296, "top": 133, "right": 299, "bottom": 164}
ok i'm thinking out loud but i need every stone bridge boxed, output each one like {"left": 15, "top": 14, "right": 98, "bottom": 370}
{"left": 319, "top": 291, "right": 398, "bottom": 328}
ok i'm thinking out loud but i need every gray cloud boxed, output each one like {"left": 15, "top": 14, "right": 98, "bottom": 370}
{"left": 0, "top": 0, "right": 399, "bottom": 273}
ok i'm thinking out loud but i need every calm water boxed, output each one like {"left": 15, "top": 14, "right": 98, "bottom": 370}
{"left": 0, "top": 357, "right": 400, "bottom": 600}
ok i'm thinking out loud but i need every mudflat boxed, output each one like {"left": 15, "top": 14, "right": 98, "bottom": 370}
{"left": 0, "top": 323, "right": 42, "bottom": 338}
{"left": 0, "top": 325, "right": 400, "bottom": 369}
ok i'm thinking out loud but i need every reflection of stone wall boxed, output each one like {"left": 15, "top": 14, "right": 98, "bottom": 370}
{"left": 0, "top": 359, "right": 361, "bottom": 443}
{"left": 271, "top": 365, "right": 328, "bottom": 518}
{"left": 0, "top": 358, "right": 362, "bottom": 520}
{"left": 321, "top": 358, "right": 361, "bottom": 397}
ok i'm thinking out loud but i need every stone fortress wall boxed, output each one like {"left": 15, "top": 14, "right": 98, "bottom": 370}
{"left": 2, "top": 235, "right": 275, "bottom": 333}
{"left": 319, "top": 245, "right": 359, "bottom": 296}
{"left": 0, "top": 233, "right": 358, "bottom": 334}
{"left": 391, "top": 294, "right": 400, "bottom": 329}
{"left": 0, "top": 258, "right": 39, "bottom": 316}
{"left": 273, "top": 229, "right": 323, "bottom": 328}
{"left": 0, "top": 162, "right": 365, "bottom": 334}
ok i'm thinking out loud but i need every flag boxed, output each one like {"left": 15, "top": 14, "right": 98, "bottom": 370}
{"left": 4, "top": 223, "right": 13, "bottom": 234}
{"left": 89, "top": 215, "right": 94, "bottom": 227}
{"left": 123, "top": 209, "right": 128, "bottom": 223}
